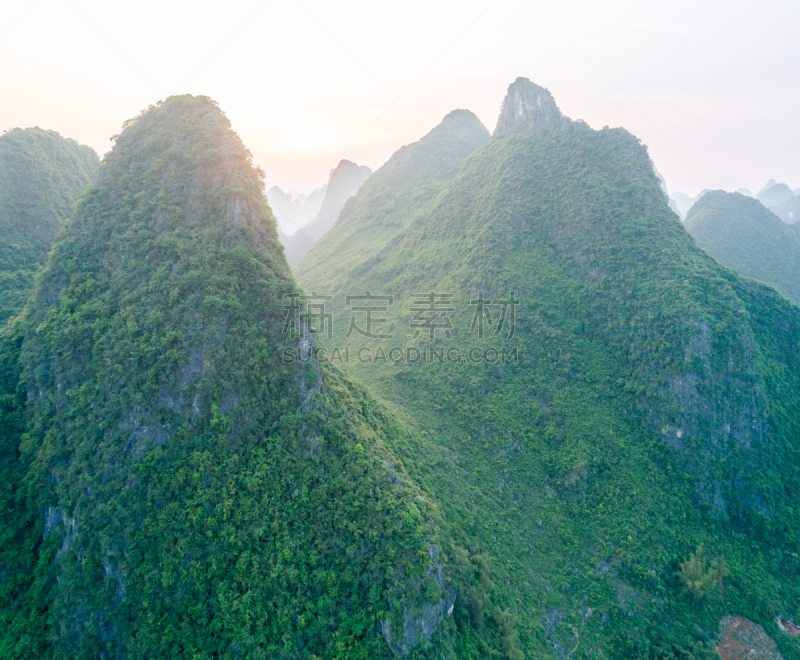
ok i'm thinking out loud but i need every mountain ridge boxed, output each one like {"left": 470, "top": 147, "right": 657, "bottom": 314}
{"left": 3, "top": 80, "right": 800, "bottom": 659}
{"left": 0, "top": 127, "right": 99, "bottom": 325}
{"left": 0, "top": 95, "right": 480, "bottom": 659}
{"left": 297, "top": 77, "right": 800, "bottom": 657}
{"left": 294, "top": 108, "right": 491, "bottom": 287}
{"left": 685, "top": 190, "right": 800, "bottom": 304}
{"left": 283, "top": 159, "right": 372, "bottom": 266}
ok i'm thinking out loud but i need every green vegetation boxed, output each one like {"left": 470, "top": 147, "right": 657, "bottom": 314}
{"left": 0, "top": 127, "right": 99, "bottom": 326}
{"left": 685, "top": 189, "right": 800, "bottom": 304}
{"left": 4, "top": 80, "right": 800, "bottom": 659}
{"left": 297, "top": 78, "right": 800, "bottom": 657}
{"left": 294, "top": 108, "right": 491, "bottom": 289}
{"left": 678, "top": 545, "right": 730, "bottom": 605}
{"left": 493, "top": 607, "right": 524, "bottom": 660}
{"left": 0, "top": 96, "right": 506, "bottom": 659}
{"left": 646, "top": 640, "right": 717, "bottom": 660}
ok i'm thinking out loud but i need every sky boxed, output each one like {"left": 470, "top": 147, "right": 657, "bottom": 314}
{"left": 2, "top": 0, "right": 799, "bottom": 203}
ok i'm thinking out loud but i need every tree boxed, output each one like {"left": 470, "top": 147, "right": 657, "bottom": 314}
{"left": 678, "top": 544, "right": 729, "bottom": 604}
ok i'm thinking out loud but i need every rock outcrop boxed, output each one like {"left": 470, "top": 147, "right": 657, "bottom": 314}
{"left": 494, "top": 77, "right": 564, "bottom": 136}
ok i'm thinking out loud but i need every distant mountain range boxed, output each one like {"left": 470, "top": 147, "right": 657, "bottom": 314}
{"left": 668, "top": 189, "right": 709, "bottom": 219}
{"left": 669, "top": 178, "right": 800, "bottom": 223}
{"left": 659, "top": 175, "right": 800, "bottom": 224}
{"left": 755, "top": 180, "right": 800, "bottom": 223}
{"left": 757, "top": 181, "right": 795, "bottom": 209}
{"left": 294, "top": 108, "right": 491, "bottom": 284}
{"left": 266, "top": 182, "right": 326, "bottom": 234}
{"left": 772, "top": 195, "right": 800, "bottom": 223}
{"left": 281, "top": 159, "right": 372, "bottom": 266}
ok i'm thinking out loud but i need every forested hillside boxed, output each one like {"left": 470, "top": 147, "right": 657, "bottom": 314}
{"left": 0, "top": 128, "right": 99, "bottom": 325}
{"left": 685, "top": 190, "right": 800, "bottom": 304}
{"left": 294, "top": 109, "right": 491, "bottom": 287}
{"left": 297, "top": 78, "right": 800, "bottom": 658}
{"left": 0, "top": 96, "right": 506, "bottom": 660}
{"left": 3, "top": 81, "right": 799, "bottom": 660}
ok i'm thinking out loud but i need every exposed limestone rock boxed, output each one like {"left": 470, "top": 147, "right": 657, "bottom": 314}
{"left": 494, "top": 77, "right": 564, "bottom": 136}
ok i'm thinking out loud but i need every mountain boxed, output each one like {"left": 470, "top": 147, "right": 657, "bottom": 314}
{"left": 0, "top": 96, "right": 494, "bottom": 659}
{"left": 669, "top": 189, "right": 709, "bottom": 220}
{"left": 294, "top": 109, "right": 491, "bottom": 287}
{"left": 668, "top": 198, "right": 681, "bottom": 216}
{"left": 755, "top": 179, "right": 778, "bottom": 198}
{"left": 0, "top": 128, "right": 99, "bottom": 326}
{"left": 757, "top": 182, "right": 795, "bottom": 209}
{"left": 304, "top": 160, "right": 373, "bottom": 242}
{"left": 685, "top": 190, "right": 800, "bottom": 304}
{"left": 266, "top": 183, "right": 326, "bottom": 234}
{"left": 773, "top": 194, "right": 800, "bottom": 224}
{"left": 754, "top": 179, "right": 800, "bottom": 223}
{"left": 653, "top": 168, "right": 668, "bottom": 197}
{"left": 282, "top": 159, "right": 372, "bottom": 266}
{"left": 266, "top": 184, "right": 293, "bottom": 216}
{"left": 297, "top": 78, "right": 800, "bottom": 657}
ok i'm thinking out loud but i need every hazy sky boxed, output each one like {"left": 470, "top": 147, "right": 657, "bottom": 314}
{"left": 2, "top": 0, "right": 799, "bottom": 200}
